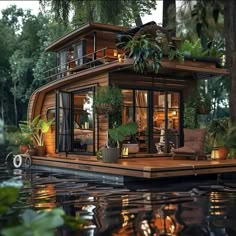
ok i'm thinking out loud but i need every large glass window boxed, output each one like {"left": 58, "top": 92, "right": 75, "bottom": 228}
{"left": 73, "top": 90, "right": 94, "bottom": 154}
{"left": 122, "top": 88, "right": 180, "bottom": 154}
{"left": 122, "top": 89, "right": 134, "bottom": 123}
{"left": 56, "top": 88, "right": 95, "bottom": 155}
{"left": 135, "top": 90, "right": 148, "bottom": 152}
{"left": 153, "top": 91, "right": 180, "bottom": 154}
{"left": 56, "top": 91, "right": 72, "bottom": 152}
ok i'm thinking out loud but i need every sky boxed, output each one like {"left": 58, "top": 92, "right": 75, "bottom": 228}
{"left": 0, "top": 0, "right": 163, "bottom": 25}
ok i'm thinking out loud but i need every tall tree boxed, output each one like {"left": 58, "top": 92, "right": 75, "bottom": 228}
{"left": 40, "top": 0, "right": 157, "bottom": 27}
{"left": 224, "top": 0, "right": 236, "bottom": 124}
{"left": 0, "top": 5, "right": 71, "bottom": 125}
{"left": 162, "top": 0, "right": 176, "bottom": 37}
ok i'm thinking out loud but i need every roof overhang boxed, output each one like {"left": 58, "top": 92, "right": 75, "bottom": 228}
{"left": 46, "top": 22, "right": 128, "bottom": 52}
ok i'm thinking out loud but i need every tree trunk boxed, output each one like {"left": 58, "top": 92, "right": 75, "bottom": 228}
{"left": 13, "top": 82, "right": 18, "bottom": 126}
{"left": 134, "top": 14, "right": 143, "bottom": 27}
{"left": 162, "top": 0, "right": 176, "bottom": 37}
{"left": 1, "top": 98, "right": 4, "bottom": 124}
{"left": 224, "top": 0, "right": 236, "bottom": 124}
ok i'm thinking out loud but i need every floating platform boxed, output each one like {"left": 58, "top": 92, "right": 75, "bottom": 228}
{"left": 32, "top": 156, "right": 236, "bottom": 181}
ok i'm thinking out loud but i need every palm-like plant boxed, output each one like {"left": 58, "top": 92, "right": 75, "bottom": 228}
{"left": 19, "top": 115, "right": 54, "bottom": 146}
{"left": 108, "top": 122, "right": 138, "bottom": 148}
{"left": 120, "top": 34, "right": 164, "bottom": 74}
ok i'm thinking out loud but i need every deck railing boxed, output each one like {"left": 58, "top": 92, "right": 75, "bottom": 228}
{"left": 44, "top": 47, "right": 120, "bottom": 82}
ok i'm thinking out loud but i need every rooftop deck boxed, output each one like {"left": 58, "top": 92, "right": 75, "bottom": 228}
{"left": 32, "top": 156, "right": 236, "bottom": 180}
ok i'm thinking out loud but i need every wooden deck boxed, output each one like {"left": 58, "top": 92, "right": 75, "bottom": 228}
{"left": 32, "top": 156, "right": 236, "bottom": 179}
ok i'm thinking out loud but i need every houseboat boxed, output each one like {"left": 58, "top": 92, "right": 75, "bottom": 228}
{"left": 28, "top": 22, "right": 234, "bottom": 179}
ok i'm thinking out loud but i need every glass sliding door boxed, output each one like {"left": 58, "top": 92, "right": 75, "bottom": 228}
{"left": 135, "top": 90, "right": 148, "bottom": 152}
{"left": 56, "top": 91, "right": 73, "bottom": 153}
{"left": 122, "top": 89, "right": 134, "bottom": 123}
{"left": 121, "top": 88, "right": 181, "bottom": 154}
{"left": 152, "top": 91, "right": 180, "bottom": 154}
{"left": 73, "top": 89, "right": 94, "bottom": 154}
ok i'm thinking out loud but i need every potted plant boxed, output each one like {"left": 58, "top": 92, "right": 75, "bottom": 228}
{"left": 100, "top": 122, "right": 138, "bottom": 163}
{"left": 19, "top": 115, "right": 54, "bottom": 156}
{"left": 208, "top": 118, "right": 231, "bottom": 159}
{"left": 120, "top": 122, "right": 139, "bottom": 154}
{"left": 16, "top": 132, "right": 33, "bottom": 154}
{"left": 119, "top": 34, "right": 164, "bottom": 74}
{"left": 93, "top": 86, "right": 123, "bottom": 117}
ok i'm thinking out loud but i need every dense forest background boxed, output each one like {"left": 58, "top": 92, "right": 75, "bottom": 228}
{"left": 0, "top": 0, "right": 233, "bottom": 127}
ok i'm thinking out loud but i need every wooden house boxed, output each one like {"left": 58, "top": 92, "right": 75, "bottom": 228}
{"left": 28, "top": 21, "right": 228, "bottom": 159}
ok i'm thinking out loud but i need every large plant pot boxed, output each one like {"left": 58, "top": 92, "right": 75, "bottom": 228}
{"left": 101, "top": 148, "right": 120, "bottom": 163}
{"left": 19, "top": 144, "right": 29, "bottom": 154}
{"left": 28, "top": 147, "right": 38, "bottom": 156}
{"left": 36, "top": 145, "right": 46, "bottom": 156}
{"left": 122, "top": 143, "right": 139, "bottom": 154}
{"left": 218, "top": 146, "right": 229, "bottom": 160}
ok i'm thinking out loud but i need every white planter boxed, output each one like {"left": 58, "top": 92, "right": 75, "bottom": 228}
{"left": 122, "top": 143, "right": 139, "bottom": 154}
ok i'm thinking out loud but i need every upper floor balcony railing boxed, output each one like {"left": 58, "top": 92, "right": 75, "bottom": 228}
{"left": 44, "top": 47, "right": 123, "bottom": 82}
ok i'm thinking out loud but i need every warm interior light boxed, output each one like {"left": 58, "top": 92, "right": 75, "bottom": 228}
{"left": 118, "top": 54, "right": 123, "bottom": 63}
{"left": 113, "top": 49, "right": 118, "bottom": 57}
{"left": 211, "top": 147, "right": 219, "bottom": 159}
{"left": 122, "top": 147, "right": 128, "bottom": 157}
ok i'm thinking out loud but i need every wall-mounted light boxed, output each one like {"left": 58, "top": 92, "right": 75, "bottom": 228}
{"left": 113, "top": 49, "right": 118, "bottom": 57}
{"left": 172, "top": 111, "right": 177, "bottom": 116}
{"left": 118, "top": 54, "right": 123, "bottom": 63}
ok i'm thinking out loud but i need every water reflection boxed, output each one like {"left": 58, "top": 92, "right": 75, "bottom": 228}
{"left": 2, "top": 166, "right": 236, "bottom": 235}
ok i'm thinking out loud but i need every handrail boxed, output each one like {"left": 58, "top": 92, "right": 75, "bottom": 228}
{"left": 43, "top": 47, "right": 120, "bottom": 82}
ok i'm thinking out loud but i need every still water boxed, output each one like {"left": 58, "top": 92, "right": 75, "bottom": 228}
{"left": 1, "top": 163, "right": 236, "bottom": 236}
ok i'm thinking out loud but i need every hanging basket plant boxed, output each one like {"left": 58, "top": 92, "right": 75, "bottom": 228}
{"left": 93, "top": 86, "right": 123, "bottom": 117}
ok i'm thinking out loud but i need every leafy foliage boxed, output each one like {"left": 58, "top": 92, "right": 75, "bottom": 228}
{"left": 1, "top": 208, "right": 65, "bottom": 236}
{"left": 108, "top": 122, "right": 138, "bottom": 147}
{"left": 208, "top": 118, "right": 236, "bottom": 148}
{"left": 179, "top": 39, "right": 224, "bottom": 59}
{"left": 0, "top": 187, "right": 19, "bottom": 215}
{"left": 93, "top": 86, "right": 123, "bottom": 117}
{"left": 121, "top": 34, "right": 163, "bottom": 74}
{"left": 19, "top": 115, "right": 54, "bottom": 146}
{"left": 40, "top": 0, "right": 157, "bottom": 26}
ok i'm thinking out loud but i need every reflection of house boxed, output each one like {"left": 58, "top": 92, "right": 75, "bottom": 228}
{"left": 28, "top": 21, "right": 228, "bottom": 157}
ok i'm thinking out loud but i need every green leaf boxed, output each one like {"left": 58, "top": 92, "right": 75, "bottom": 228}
{"left": 0, "top": 187, "right": 19, "bottom": 215}
{"left": 22, "top": 209, "right": 38, "bottom": 225}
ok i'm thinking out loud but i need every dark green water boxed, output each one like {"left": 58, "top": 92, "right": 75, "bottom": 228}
{"left": 1, "top": 162, "right": 236, "bottom": 236}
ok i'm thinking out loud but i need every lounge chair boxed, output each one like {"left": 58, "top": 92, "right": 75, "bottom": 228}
{"left": 172, "top": 128, "right": 206, "bottom": 161}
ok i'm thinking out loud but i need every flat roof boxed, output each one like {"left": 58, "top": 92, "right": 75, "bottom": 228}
{"left": 46, "top": 22, "right": 128, "bottom": 52}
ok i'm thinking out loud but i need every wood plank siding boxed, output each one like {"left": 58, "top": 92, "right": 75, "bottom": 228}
{"left": 28, "top": 71, "right": 109, "bottom": 155}
{"left": 28, "top": 57, "right": 229, "bottom": 158}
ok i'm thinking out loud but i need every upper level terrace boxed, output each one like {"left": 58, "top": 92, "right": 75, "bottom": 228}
{"left": 43, "top": 21, "right": 228, "bottom": 83}
{"left": 44, "top": 22, "right": 129, "bottom": 82}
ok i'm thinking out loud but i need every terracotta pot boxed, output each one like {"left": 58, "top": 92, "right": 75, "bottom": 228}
{"left": 36, "top": 145, "right": 46, "bottom": 156}
{"left": 218, "top": 146, "right": 229, "bottom": 160}
{"left": 28, "top": 147, "right": 38, "bottom": 156}
{"left": 19, "top": 144, "right": 29, "bottom": 154}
